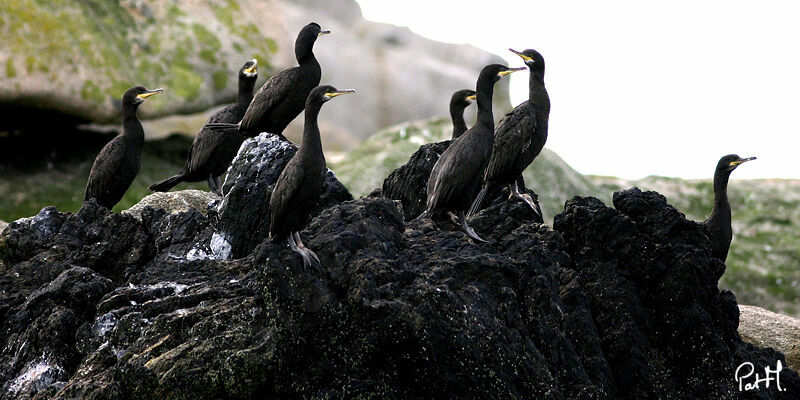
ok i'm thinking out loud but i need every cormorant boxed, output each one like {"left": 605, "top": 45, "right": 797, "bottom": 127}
{"left": 702, "top": 154, "right": 755, "bottom": 261}
{"left": 269, "top": 85, "right": 355, "bottom": 268}
{"left": 149, "top": 59, "right": 258, "bottom": 194}
{"left": 206, "top": 22, "right": 329, "bottom": 139}
{"left": 450, "top": 89, "right": 476, "bottom": 139}
{"left": 469, "top": 49, "right": 549, "bottom": 217}
{"left": 85, "top": 86, "right": 163, "bottom": 209}
{"left": 419, "top": 64, "right": 524, "bottom": 242}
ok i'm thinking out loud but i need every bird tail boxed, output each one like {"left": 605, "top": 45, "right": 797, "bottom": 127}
{"left": 149, "top": 174, "right": 185, "bottom": 192}
{"left": 205, "top": 122, "right": 240, "bottom": 135}
{"left": 467, "top": 185, "right": 489, "bottom": 217}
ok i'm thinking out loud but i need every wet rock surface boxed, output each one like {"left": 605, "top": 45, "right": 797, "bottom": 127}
{"left": 382, "top": 140, "right": 543, "bottom": 222}
{"left": 1, "top": 163, "right": 798, "bottom": 398}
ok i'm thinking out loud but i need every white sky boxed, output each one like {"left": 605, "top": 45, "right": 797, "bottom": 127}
{"left": 355, "top": 0, "right": 800, "bottom": 179}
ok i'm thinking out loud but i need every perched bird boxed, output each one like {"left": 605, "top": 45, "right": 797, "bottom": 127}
{"left": 85, "top": 86, "right": 163, "bottom": 209}
{"left": 207, "top": 22, "right": 329, "bottom": 139}
{"left": 469, "top": 49, "right": 549, "bottom": 216}
{"left": 269, "top": 85, "right": 355, "bottom": 268}
{"left": 419, "top": 64, "right": 524, "bottom": 242}
{"left": 450, "top": 89, "right": 476, "bottom": 139}
{"left": 702, "top": 154, "right": 756, "bottom": 261}
{"left": 149, "top": 59, "right": 259, "bottom": 194}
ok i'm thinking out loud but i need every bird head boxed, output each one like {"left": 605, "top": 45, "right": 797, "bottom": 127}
{"left": 718, "top": 154, "right": 756, "bottom": 173}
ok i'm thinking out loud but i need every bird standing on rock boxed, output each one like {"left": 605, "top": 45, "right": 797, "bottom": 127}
{"left": 269, "top": 85, "right": 355, "bottom": 269}
{"left": 419, "top": 64, "right": 525, "bottom": 242}
{"left": 206, "top": 22, "right": 329, "bottom": 139}
{"left": 702, "top": 154, "right": 756, "bottom": 261}
{"left": 84, "top": 86, "right": 163, "bottom": 210}
{"left": 450, "top": 89, "right": 476, "bottom": 139}
{"left": 149, "top": 59, "right": 258, "bottom": 194}
{"left": 469, "top": 48, "right": 550, "bottom": 217}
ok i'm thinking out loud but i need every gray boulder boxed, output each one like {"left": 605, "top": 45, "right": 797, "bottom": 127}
{"left": 739, "top": 305, "right": 800, "bottom": 372}
{"left": 123, "top": 190, "right": 219, "bottom": 221}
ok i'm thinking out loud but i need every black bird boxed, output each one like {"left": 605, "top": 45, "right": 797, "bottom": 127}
{"left": 702, "top": 154, "right": 755, "bottom": 261}
{"left": 269, "top": 85, "right": 355, "bottom": 268}
{"left": 469, "top": 49, "right": 549, "bottom": 216}
{"left": 450, "top": 89, "right": 476, "bottom": 139}
{"left": 419, "top": 64, "right": 524, "bottom": 242}
{"left": 207, "top": 22, "right": 329, "bottom": 139}
{"left": 149, "top": 59, "right": 258, "bottom": 194}
{"left": 85, "top": 86, "right": 163, "bottom": 209}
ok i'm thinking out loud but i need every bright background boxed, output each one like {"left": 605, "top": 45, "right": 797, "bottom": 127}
{"left": 356, "top": 0, "right": 800, "bottom": 179}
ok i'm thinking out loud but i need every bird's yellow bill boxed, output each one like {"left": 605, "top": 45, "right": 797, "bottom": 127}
{"left": 729, "top": 156, "right": 757, "bottom": 166}
{"left": 137, "top": 88, "right": 164, "bottom": 100}
{"left": 509, "top": 48, "right": 532, "bottom": 61}
{"left": 498, "top": 67, "right": 526, "bottom": 76}
{"left": 318, "top": 30, "right": 331, "bottom": 36}
{"left": 466, "top": 94, "right": 476, "bottom": 100}
{"left": 244, "top": 59, "right": 258, "bottom": 74}
{"left": 324, "top": 89, "right": 355, "bottom": 98}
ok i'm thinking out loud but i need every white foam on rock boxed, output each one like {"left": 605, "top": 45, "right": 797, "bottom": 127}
{"left": 6, "top": 356, "right": 64, "bottom": 395}
{"left": 210, "top": 232, "right": 232, "bottom": 260}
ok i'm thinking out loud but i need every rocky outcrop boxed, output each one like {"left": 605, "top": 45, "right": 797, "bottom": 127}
{"left": 739, "top": 305, "right": 800, "bottom": 372}
{"left": 1, "top": 145, "right": 798, "bottom": 398}
{"left": 0, "top": 0, "right": 507, "bottom": 147}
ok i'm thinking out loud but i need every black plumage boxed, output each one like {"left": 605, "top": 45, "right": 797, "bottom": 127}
{"left": 149, "top": 59, "right": 258, "bottom": 194}
{"left": 85, "top": 86, "right": 163, "bottom": 209}
{"left": 450, "top": 89, "right": 476, "bottom": 139}
{"left": 421, "top": 64, "right": 524, "bottom": 242}
{"left": 206, "top": 22, "right": 328, "bottom": 139}
{"left": 469, "top": 49, "right": 549, "bottom": 216}
{"left": 269, "top": 85, "right": 354, "bottom": 268}
{"left": 702, "top": 154, "right": 755, "bottom": 261}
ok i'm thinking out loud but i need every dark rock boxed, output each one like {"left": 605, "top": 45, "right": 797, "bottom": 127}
{"left": 0, "top": 179, "right": 798, "bottom": 398}
{"left": 215, "top": 133, "right": 353, "bottom": 258}
{"left": 383, "top": 140, "right": 542, "bottom": 223}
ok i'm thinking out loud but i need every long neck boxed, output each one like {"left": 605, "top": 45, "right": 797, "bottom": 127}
{"left": 476, "top": 78, "right": 496, "bottom": 129}
{"left": 450, "top": 104, "right": 468, "bottom": 138}
{"left": 296, "top": 38, "right": 321, "bottom": 75}
{"left": 301, "top": 102, "right": 324, "bottom": 158}
{"left": 528, "top": 67, "right": 550, "bottom": 113}
{"left": 122, "top": 105, "right": 144, "bottom": 145}
{"left": 711, "top": 169, "right": 731, "bottom": 218}
{"left": 237, "top": 77, "right": 256, "bottom": 107}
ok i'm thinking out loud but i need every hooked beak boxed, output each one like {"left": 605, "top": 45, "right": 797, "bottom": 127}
{"left": 498, "top": 67, "right": 526, "bottom": 77}
{"left": 318, "top": 30, "right": 331, "bottom": 36}
{"left": 509, "top": 48, "right": 533, "bottom": 62}
{"left": 323, "top": 89, "right": 355, "bottom": 98}
{"left": 729, "top": 156, "right": 757, "bottom": 167}
{"left": 136, "top": 88, "right": 164, "bottom": 100}
{"left": 244, "top": 59, "right": 258, "bottom": 75}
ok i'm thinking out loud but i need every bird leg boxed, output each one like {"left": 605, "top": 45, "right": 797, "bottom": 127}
{"left": 457, "top": 210, "right": 487, "bottom": 243}
{"left": 509, "top": 181, "right": 541, "bottom": 217}
{"left": 288, "top": 232, "right": 313, "bottom": 270}
{"left": 447, "top": 211, "right": 460, "bottom": 225}
{"left": 207, "top": 176, "right": 220, "bottom": 195}
{"left": 292, "top": 231, "right": 321, "bottom": 268}
{"left": 213, "top": 176, "right": 223, "bottom": 196}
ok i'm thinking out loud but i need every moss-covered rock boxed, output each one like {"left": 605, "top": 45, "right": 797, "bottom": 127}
{"left": 0, "top": 0, "right": 282, "bottom": 123}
